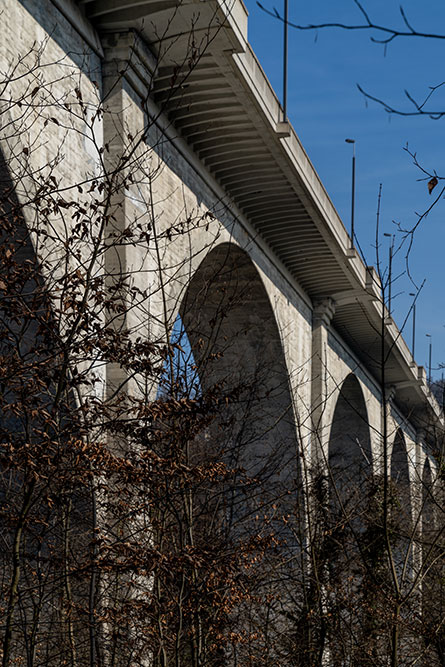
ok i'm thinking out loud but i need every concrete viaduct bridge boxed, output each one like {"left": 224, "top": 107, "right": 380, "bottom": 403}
{"left": 62, "top": 0, "right": 441, "bottom": 487}
{"left": 3, "top": 0, "right": 443, "bottom": 627}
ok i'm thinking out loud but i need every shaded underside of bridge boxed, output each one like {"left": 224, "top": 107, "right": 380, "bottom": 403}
{"left": 74, "top": 0, "right": 441, "bottom": 431}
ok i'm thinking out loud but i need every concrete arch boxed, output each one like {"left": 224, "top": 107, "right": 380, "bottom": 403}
{"left": 390, "top": 429, "right": 412, "bottom": 502}
{"left": 325, "top": 375, "right": 376, "bottom": 665}
{"left": 175, "top": 241, "right": 301, "bottom": 652}
{"left": 179, "top": 241, "right": 298, "bottom": 489}
{"left": 153, "top": 240, "right": 301, "bottom": 660}
{"left": 390, "top": 429, "right": 413, "bottom": 582}
{"left": 328, "top": 373, "right": 373, "bottom": 501}
{"left": 390, "top": 428, "right": 412, "bottom": 524}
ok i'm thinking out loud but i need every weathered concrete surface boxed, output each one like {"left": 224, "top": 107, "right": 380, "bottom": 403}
{"left": 1, "top": 0, "right": 441, "bottom": 537}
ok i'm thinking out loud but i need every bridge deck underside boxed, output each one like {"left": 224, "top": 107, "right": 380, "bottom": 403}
{"left": 153, "top": 57, "right": 352, "bottom": 299}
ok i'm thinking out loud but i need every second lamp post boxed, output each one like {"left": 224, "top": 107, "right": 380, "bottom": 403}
{"left": 345, "top": 138, "right": 356, "bottom": 249}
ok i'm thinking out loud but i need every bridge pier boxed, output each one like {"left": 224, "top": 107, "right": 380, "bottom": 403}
{"left": 311, "top": 298, "right": 336, "bottom": 470}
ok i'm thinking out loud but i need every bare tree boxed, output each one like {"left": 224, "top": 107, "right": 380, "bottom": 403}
{"left": 0, "top": 18, "right": 305, "bottom": 666}
{"left": 1, "top": 4, "right": 445, "bottom": 667}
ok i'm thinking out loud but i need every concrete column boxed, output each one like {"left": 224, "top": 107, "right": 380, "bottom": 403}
{"left": 381, "top": 384, "right": 396, "bottom": 478}
{"left": 311, "top": 298, "right": 335, "bottom": 468}
{"left": 101, "top": 32, "right": 156, "bottom": 398}
{"left": 415, "top": 427, "right": 427, "bottom": 498}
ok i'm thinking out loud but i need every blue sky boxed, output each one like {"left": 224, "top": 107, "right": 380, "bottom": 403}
{"left": 243, "top": 0, "right": 445, "bottom": 379}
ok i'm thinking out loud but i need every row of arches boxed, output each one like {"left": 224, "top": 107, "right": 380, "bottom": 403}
{"left": 164, "top": 240, "right": 441, "bottom": 663}
{"left": 170, "top": 240, "right": 439, "bottom": 584}
{"left": 171, "top": 240, "right": 429, "bottom": 500}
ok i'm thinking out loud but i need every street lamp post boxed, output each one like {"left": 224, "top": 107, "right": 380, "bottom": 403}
{"left": 409, "top": 292, "right": 416, "bottom": 359}
{"left": 283, "top": 0, "right": 288, "bottom": 121}
{"left": 384, "top": 233, "right": 394, "bottom": 315}
{"left": 345, "top": 139, "right": 355, "bottom": 249}
{"left": 426, "top": 333, "right": 432, "bottom": 384}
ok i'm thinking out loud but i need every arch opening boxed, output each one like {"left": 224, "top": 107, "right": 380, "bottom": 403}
{"left": 179, "top": 242, "right": 299, "bottom": 494}
{"left": 155, "top": 242, "right": 302, "bottom": 663}
{"left": 326, "top": 374, "right": 375, "bottom": 665}
{"left": 328, "top": 373, "right": 373, "bottom": 509}
{"left": 390, "top": 429, "right": 413, "bottom": 584}
{"left": 157, "top": 313, "right": 201, "bottom": 400}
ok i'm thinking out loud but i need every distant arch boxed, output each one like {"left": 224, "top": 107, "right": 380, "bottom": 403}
{"left": 326, "top": 376, "right": 374, "bottom": 664}
{"left": 328, "top": 373, "right": 373, "bottom": 504}
{"left": 390, "top": 429, "right": 413, "bottom": 583}
{"left": 390, "top": 429, "right": 412, "bottom": 533}
{"left": 391, "top": 429, "right": 411, "bottom": 491}
{"left": 422, "top": 456, "right": 435, "bottom": 582}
